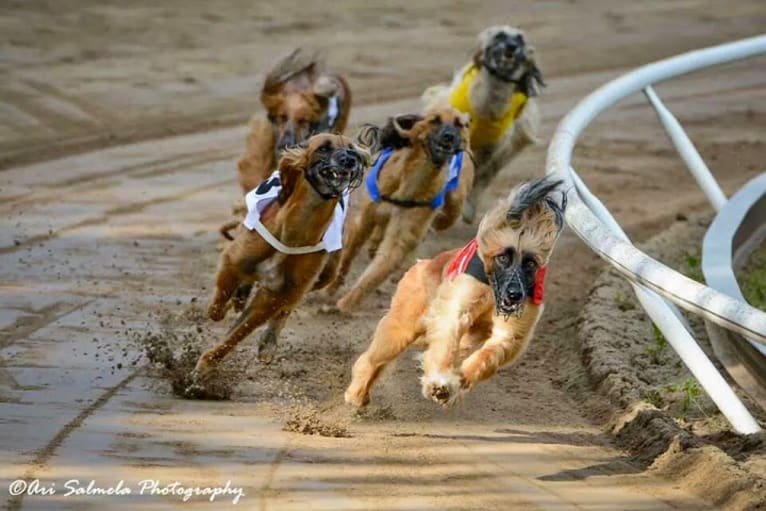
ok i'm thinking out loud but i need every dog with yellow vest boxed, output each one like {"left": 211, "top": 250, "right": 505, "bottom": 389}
{"left": 423, "top": 26, "right": 545, "bottom": 222}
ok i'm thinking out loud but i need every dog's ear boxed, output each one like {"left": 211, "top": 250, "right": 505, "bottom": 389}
{"left": 276, "top": 143, "right": 309, "bottom": 204}
{"left": 354, "top": 124, "right": 380, "bottom": 164}
{"left": 507, "top": 177, "right": 564, "bottom": 230}
{"left": 518, "top": 47, "right": 545, "bottom": 97}
{"left": 312, "top": 75, "right": 337, "bottom": 110}
{"left": 378, "top": 114, "right": 422, "bottom": 149}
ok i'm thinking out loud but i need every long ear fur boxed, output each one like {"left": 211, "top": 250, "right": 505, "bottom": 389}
{"left": 507, "top": 177, "right": 565, "bottom": 229}
{"left": 354, "top": 124, "right": 380, "bottom": 160}
{"left": 518, "top": 48, "right": 545, "bottom": 97}
{"left": 276, "top": 144, "right": 308, "bottom": 204}
{"left": 262, "top": 47, "right": 322, "bottom": 95}
{"left": 378, "top": 114, "right": 422, "bottom": 149}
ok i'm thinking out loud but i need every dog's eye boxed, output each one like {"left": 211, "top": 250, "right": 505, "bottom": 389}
{"left": 523, "top": 256, "right": 538, "bottom": 269}
{"left": 429, "top": 115, "right": 442, "bottom": 125}
{"left": 317, "top": 143, "right": 332, "bottom": 154}
{"left": 495, "top": 251, "right": 512, "bottom": 266}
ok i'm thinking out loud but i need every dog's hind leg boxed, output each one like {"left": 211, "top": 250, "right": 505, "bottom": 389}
{"left": 336, "top": 209, "right": 431, "bottom": 312}
{"left": 345, "top": 262, "right": 429, "bottom": 406}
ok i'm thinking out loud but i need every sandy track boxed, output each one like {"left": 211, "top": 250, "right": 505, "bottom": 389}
{"left": 2, "top": 1, "right": 765, "bottom": 509}
{"left": 4, "top": 63, "right": 764, "bottom": 508}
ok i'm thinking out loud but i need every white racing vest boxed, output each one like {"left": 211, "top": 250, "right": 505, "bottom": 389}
{"left": 243, "top": 170, "right": 348, "bottom": 254}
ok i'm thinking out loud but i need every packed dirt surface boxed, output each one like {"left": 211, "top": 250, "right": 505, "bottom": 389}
{"left": 1, "top": 1, "right": 766, "bottom": 509}
{"left": 581, "top": 214, "right": 766, "bottom": 506}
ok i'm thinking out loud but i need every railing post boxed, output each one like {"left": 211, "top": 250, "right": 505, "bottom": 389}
{"left": 643, "top": 85, "right": 727, "bottom": 211}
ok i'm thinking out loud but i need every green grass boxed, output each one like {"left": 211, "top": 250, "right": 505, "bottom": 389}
{"left": 738, "top": 243, "right": 766, "bottom": 311}
{"left": 684, "top": 253, "right": 704, "bottom": 283}
{"left": 646, "top": 324, "right": 669, "bottom": 365}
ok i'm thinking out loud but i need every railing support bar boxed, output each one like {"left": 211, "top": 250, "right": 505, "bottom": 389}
{"left": 644, "top": 85, "right": 727, "bottom": 211}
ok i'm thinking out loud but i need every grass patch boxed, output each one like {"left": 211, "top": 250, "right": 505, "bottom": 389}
{"left": 646, "top": 324, "right": 669, "bottom": 365}
{"left": 738, "top": 242, "right": 766, "bottom": 311}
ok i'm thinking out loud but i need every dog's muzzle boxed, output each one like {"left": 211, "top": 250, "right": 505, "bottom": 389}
{"left": 427, "top": 124, "right": 462, "bottom": 168}
{"left": 308, "top": 148, "right": 364, "bottom": 199}
{"left": 491, "top": 267, "right": 527, "bottom": 318}
{"left": 482, "top": 32, "right": 527, "bottom": 83}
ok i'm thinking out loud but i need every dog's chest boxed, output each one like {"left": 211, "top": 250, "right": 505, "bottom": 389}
{"left": 256, "top": 253, "right": 289, "bottom": 290}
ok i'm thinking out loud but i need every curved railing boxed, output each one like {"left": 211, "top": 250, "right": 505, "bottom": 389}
{"left": 546, "top": 35, "right": 766, "bottom": 434}
{"left": 703, "top": 173, "right": 766, "bottom": 411}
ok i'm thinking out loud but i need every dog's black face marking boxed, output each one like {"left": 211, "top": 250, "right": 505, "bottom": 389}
{"left": 489, "top": 247, "right": 539, "bottom": 317}
{"left": 426, "top": 118, "right": 462, "bottom": 168}
{"left": 306, "top": 142, "right": 365, "bottom": 199}
{"left": 480, "top": 30, "right": 546, "bottom": 96}
{"left": 482, "top": 31, "right": 527, "bottom": 83}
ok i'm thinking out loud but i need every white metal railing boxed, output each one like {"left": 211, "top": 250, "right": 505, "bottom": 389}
{"left": 546, "top": 35, "right": 766, "bottom": 434}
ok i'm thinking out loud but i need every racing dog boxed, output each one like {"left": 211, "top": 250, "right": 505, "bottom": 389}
{"left": 344, "top": 177, "right": 566, "bottom": 407}
{"left": 193, "top": 132, "right": 372, "bottom": 379}
{"left": 329, "top": 106, "right": 474, "bottom": 313}
{"left": 238, "top": 48, "right": 352, "bottom": 194}
{"left": 423, "top": 26, "right": 545, "bottom": 222}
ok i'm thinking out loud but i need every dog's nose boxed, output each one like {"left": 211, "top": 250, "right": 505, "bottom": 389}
{"left": 441, "top": 131, "right": 456, "bottom": 144}
{"left": 336, "top": 152, "right": 358, "bottom": 170}
{"left": 505, "top": 289, "right": 524, "bottom": 303}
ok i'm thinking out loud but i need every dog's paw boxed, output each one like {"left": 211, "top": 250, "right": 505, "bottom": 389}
{"left": 255, "top": 329, "right": 278, "bottom": 364}
{"left": 344, "top": 386, "right": 370, "bottom": 408}
{"left": 335, "top": 295, "right": 358, "bottom": 314}
{"left": 207, "top": 304, "right": 226, "bottom": 322}
{"left": 421, "top": 372, "right": 465, "bottom": 407}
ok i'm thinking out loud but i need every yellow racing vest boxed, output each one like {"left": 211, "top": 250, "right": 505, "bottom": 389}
{"left": 449, "top": 65, "right": 527, "bottom": 149}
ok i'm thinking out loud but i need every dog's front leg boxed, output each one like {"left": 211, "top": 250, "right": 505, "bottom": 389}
{"left": 337, "top": 209, "right": 432, "bottom": 312}
{"left": 208, "top": 251, "right": 242, "bottom": 321}
{"left": 195, "top": 280, "right": 307, "bottom": 377}
{"left": 434, "top": 154, "right": 474, "bottom": 230}
{"left": 345, "top": 262, "right": 429, "bottom": 407}
{"left": 254, "top": 309, "right": 290, "bottom": 363}
{"left": 312, "top": 251, "right": 341, "bottom": 291}
{"left": 420, "top": 276, "right": 487, "bottom": 406}
{"left": 460, "top": 304, "right": 542, "bottom": 390}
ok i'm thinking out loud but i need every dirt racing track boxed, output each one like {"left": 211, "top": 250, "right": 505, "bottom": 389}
{"left": 1, "top": 1, "right": 766, "bottom": 510}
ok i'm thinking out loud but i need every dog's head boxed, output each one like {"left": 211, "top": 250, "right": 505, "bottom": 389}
{"left": 476, "top": 177, "right": 566, "bottom": 317}
{"left": 277, "top": 132, "right": 373, "bottom": 202}
{"left": 261, "top": 75, "right": 338, "bottom": 153}
{"left": 473, "top": 26, "right": 545, "bottom": 97}
{"left": 378, "top": 106, "right": 470, "bottom": 168}
{"left": 260, "top": 48, "right": 339, "bottom": 152}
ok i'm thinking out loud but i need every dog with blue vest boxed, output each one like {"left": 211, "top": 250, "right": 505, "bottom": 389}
{"left": 423, "top": 26, "right": 545, "bottom": 223}
{"left": 328, "top": 106, "right": 475, "bottom": 313}
{"left": 345, "top": 177, "right": 566, "bottom": 408}
{"left": 192, "top": 131, "right": 373, "bottom": 381}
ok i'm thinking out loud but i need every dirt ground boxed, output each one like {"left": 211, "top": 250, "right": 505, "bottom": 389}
{"left": 1, "top": 1, "right": 765, "bottom": 510}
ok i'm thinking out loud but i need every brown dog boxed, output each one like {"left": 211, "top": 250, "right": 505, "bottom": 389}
{"left": 329, "top": 106, "right": 475, "bottom": 312}
{"left": 238, "top": 48, "right": 352, "bottom": 194}
{"left": 345, "top": 177, "right": 565, "bottom": 407}
{"left": 193, "top": 133, "right": 371, "bottom": 379}
{"left": 423, "top": 26, "right": 544, "bottom": 222}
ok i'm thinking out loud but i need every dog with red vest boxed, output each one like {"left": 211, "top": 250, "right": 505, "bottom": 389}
{"left": 345, "top": 177, "right": 566, "bottom": 407}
